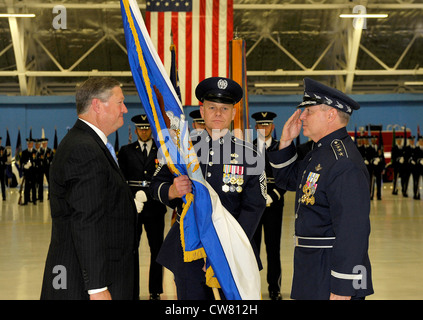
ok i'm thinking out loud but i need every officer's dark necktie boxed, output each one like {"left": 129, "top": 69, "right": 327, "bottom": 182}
{"left": 106, "top": 141, "right": 119, "bottom": 166}
{"left": 142, "top": 142, "right": 147, "bottom": 159}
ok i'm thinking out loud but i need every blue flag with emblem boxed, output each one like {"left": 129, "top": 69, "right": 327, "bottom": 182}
{"left": 120, "top": 0, "right": 260, "bottom": 300}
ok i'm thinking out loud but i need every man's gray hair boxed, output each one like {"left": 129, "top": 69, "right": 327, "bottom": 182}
{"left": 320, "top": 104, "right": 350, "bottom": 125}
{"left": 75, "top": 77, "right": 122, "bottom": 115}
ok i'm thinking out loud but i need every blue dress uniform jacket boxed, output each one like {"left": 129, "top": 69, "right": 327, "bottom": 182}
{"left": 0, "top": 146, "right": 6, "bottom": 200}
{"left": 118, "top": 140, "right": 167, "bottom": 215}
{"left": 20, "top": 148, "right": 38, "bottom": 204}
{"left": 150, "top": 129, "right": 266, "bottom": 297}
{"left": 268, "top": 127, "right": 373, "bottom": 299}
{"left": 253, "top": 137, "right": 286, "bottom": 294}
{"left": 391, "top": 144, "right": 404, "bottom": 194}
{"left": 118, "top": 140, "right": 167, "bottom": 295}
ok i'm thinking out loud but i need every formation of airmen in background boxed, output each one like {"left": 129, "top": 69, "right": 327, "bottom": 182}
{"left": 2, "top": 127, "right": 423, "bottom": 205}
{"left": 356, "top": 131, "right": 423, "bottom": 200}
{"left": 18, "top": 137, "right": 54, "bottom": 205}
{"left": 0, "top": 135, "right": 53, "bottom": 204}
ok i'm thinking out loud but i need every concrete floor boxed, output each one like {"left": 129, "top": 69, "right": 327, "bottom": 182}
{"left": 0, "top": 182, "right": 422, "bottom": 300}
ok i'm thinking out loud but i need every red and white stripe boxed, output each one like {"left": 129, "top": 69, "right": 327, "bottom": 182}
{"left": 145, "top": 0, "right": 233, "bottom": 106}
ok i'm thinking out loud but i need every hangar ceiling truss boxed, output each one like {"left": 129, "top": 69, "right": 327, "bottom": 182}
{"left": 0, "top": 0, "right": 422, "bottom": 96}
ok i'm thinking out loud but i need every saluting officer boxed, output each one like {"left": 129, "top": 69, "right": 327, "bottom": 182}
{"left": 150, "top": 77, "right": 266, "bottom": 300}
{"left": 20, "top": 138, "right": 38, "bottom": 205}
{"left": 391, "top": 134, "right": 405, "bottom": 195}
{"left": 251, "top": 111, "right": 286, "bottom": 300}
{"left": 267, "top": 78, "right": 373, "bottom": 300}
{"left": 0, "top": 136, "right": 6, "bottom": 201}
{"left": 118, "top": 114, "right": 167, "bottom": 300}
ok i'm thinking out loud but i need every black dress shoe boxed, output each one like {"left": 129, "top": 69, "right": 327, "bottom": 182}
{"left": 149, "top": 293, "right": 161, "bottom": 300}
{"left": 269, "top": 291, "right": 282, "bottom": 300}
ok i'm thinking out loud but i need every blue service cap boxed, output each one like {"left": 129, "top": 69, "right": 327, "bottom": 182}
{"left": 131, "top": 114, "right": 150, "bottom": 129}
{"left": 251, "top": 111, "right": 277, "bottom": 125}
{"left": 195, "top": 77, "right": 243, "bottom": 105}
{"left": 298, "top": 78, "right": 360, "bottom": 115}
{"left": 189, "top": 110, "right": 205, "bottom": 123}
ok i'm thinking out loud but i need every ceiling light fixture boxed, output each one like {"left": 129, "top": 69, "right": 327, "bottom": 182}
{"left": 339, "top": 14, "right": 388, "bottom": 18}
{"left": 0, "top": 13, "right": 36, "bottom": 18}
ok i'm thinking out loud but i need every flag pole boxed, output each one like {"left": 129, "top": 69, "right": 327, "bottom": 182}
{"left": 212, "top": 287, "right": 221, "bottom": 300}
{"left": 229, "top": 37, "right": 250, "bottom": 141}
{"left": 204, "top": 258, "right": 221, "bottom": 300}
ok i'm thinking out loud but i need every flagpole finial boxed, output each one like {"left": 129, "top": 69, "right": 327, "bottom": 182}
{"left": 234, "top": 27, "right": 240, "bottom": 40}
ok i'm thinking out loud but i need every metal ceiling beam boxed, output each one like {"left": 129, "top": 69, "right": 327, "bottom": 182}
{"left": 246, "top": 69, "right": 423, "bottom": 76}
{"left": 1, "top": 68, "right": 421, "bottom": 78}
{"left": 8, "top": 2, "right": 423, "bottom": 10}
{"left": 68, "top": 34, "right": 108, "bottom": 71}
{"left": 345, "top": 17, "right": 364, "bottom": 93}
{"left": 1, "top": 1, "right": 422, "bottom": 95}
{"left": 7, "top": 8, "right": 28, "bottom": 95}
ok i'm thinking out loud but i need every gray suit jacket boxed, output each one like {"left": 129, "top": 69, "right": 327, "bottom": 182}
{"left": 41, "top": 119, "right": 138, "bottom": 300}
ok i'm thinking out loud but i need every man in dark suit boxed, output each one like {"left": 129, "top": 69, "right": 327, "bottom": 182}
{"left": 252, "top": 111, "right": 286, "bottom": 300}
{"left": 118, "top": 114, "right": 167, "bottom": 300}
{"left": 41, "top": 77, "right": 138, "bottom": 300}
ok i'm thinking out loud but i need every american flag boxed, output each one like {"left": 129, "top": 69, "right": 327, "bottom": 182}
{"left": 145, "top": 0, "right": 234, "bottom": 106}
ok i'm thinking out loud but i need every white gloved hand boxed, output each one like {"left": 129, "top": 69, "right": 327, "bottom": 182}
{"left": 134, "top": 198, "right": 144, "bottom": 213}
{"left": 135, "top": 190, "right": 147, "bottom": 203}
{"left": 364, "top": 160, "right": 369, "bottom": 165}
{"left": 399, "top": 157, "right": 404, "bottom": 164}
{"left": 24, "top": 161, "right": 31, "bottom": 169}
{"left": 266, "top": 194, "right": 273, "bottom": 206}
{"left": 373, "top": 158, "right": 380, "bottom": 166}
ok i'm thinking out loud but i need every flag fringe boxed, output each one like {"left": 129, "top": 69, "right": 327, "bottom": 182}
{"left": 206, "top": 266, "right": 221, "bottom": 289}
{"left": 180, "top": 193, "right": 207, "bottom": 262}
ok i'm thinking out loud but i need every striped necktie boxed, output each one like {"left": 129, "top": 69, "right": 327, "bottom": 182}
{"left": 106, "top": 141, "right": 119, "bottom": 166}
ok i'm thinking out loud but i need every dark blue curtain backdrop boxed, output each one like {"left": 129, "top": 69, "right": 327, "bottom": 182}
{"left": 1, "top": 93, "right": 422, "bottom": 155}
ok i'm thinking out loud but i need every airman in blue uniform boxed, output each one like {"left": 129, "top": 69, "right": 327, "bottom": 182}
{"left": 118, "top": 114, "right": 167, "bottom": 300}
{"left": 267, "top": 78, "right": 374, "bottom": 300}
{"left": 391, "top": 134, "right": 405, "bottom": 195}
{"left": 412, "top": 135, "right": 423, "bottom": 200}
{"left": 150, "top": 77, "right": 266, "bottom": 300}
{"left": 251, "top": 111, "right": 286, "bottom": 300}
{"left": 0, "top": 136, "right": 6, "bottom": 201}
{"left": 20, "top": 138, "right": 38, "bottom": 205}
